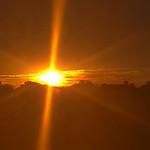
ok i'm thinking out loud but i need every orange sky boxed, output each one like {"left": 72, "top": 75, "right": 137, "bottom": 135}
{"left": 1, "top": 68, "right": 150, "bottom": 87}
{"left": 0, "top": 0, "right": 150, "bottom": 83}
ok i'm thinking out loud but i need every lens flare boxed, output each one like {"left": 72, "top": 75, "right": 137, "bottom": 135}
{"left": 37, "top": 0, "right": 66, "bottom": 150}
{"left": 39, "top": 71, "right": 63, "bottom": 86}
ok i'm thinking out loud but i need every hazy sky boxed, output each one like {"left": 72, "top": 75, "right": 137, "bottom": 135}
{"left": 0, "top": 0, "right": 150, "bottom": 74}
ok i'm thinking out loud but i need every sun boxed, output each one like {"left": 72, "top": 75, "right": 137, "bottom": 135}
{"left": 39, "top": 71, "right": 63, "bottom": 86}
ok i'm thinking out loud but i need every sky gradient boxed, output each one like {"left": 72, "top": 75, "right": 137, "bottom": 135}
{"left": 0, "top": 0, "right": 150, "bottom": 84}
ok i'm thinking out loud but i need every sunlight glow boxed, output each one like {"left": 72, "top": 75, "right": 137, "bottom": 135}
{"left": 39, "top": 71, "right": 63, "bottom": 86}
{"left": 31, "top": 69, "right": 85, "bottom": 87}
{"left": 37, "top": 0, "right": 66, "bottom": 150}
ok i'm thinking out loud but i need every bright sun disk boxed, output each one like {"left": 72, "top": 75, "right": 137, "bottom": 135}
{"left": 39, "top": 71, "right": 63, "bottom": 86}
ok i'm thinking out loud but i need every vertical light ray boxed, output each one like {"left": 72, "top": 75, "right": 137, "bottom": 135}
{"left": 37, "top": 0, "right": 65, "bottom": 150}
{"left": 37, "top": 86, "right": 53, "bottom": 150}
{"left": 49, "top": 0, "right": 65, "bottom": 70}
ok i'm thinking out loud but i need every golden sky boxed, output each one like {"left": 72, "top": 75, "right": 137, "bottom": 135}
{"left": 1, "top": 68, "right": 150, "bottom": 87}
{"left": 0, "top": 0, "right": 150, "bottom": 84}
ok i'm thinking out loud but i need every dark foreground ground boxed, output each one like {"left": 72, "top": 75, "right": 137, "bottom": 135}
{"left": 0, "top": 81, "right": 150, "bottom": 150}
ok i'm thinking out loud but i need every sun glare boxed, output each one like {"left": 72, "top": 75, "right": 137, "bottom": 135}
{"left": 39, "top": 71, "right": 63, "bottom": 86}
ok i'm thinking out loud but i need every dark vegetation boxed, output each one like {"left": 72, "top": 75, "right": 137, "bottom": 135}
{"left": 0, "top": 80, "right": 150, "bottom": 150}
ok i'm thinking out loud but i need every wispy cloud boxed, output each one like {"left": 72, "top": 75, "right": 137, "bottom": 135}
{"left": 0, "top": 68, "right": 150, "bottom": 87}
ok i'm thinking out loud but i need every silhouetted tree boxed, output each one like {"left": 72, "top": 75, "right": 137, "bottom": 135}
{"left": 123, "top": 80, "right": 129, "bottom": 86}
{"left": 79, "top": 80, "right": 93, "bottom": 86}
{"left": 145, "top": 81, "right": 150, "bottom": 86}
